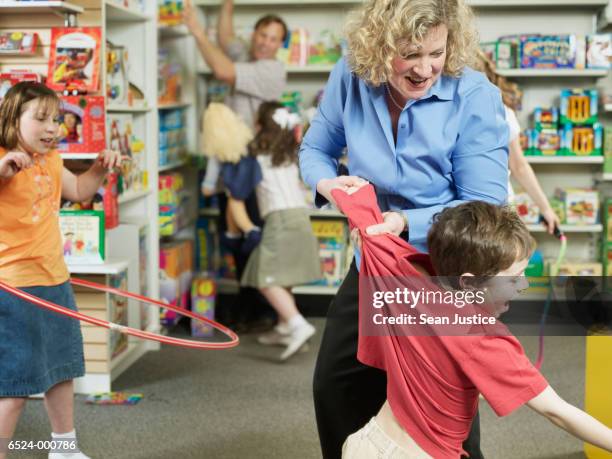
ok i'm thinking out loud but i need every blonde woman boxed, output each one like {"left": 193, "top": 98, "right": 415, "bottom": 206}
{"left": 476, "top": 50, "right": 561, "bottom": 234}
{"left": 299, "top": 0, "right": 509, "bottom": 457}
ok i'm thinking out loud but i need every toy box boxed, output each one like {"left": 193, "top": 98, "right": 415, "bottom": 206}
{"left": 309, "top": 219, "right": 347, "bottom": 286}
{"left": 556, "top": 188, "right": 599, "bottom": 225}
{"left": 107, "top": 113, "right": 146, "bottom": 193}
{"left": 559, "top": 123, "right": 603, "bottom": 156}
{"left": 61, "top": 172, "right": 119, "bottom": 230}
{"left": 514, "top": 192, "right": 540, "bottom": 224}
{"left": 47, "top": 27, "right": 102, "bottom": 94}
{"left": 604, "top": 198, "right": 612, "bottom": 244}
{"left": 560, "top": 89, "right": 598, "bottom": 125}
{"left": 550, "top": 197, "right": 566, "bottom": 224}
{"left": 195, "top": 217, "right": 220, "bottom": 274}
{"left": 158, "top": 48, "right": 182, "bottom": 104}
{"left": 190, "top": 276, "right": 216, "bottom": 338}
{"left": 520, "top": 35, "right": 585, "bottom": 69}
{"left": 586, "top": 34, "right": 611, "bottom": 69}
{"left": 159, "top": 239, "right": 194, "bottom": 326}
{"left": 59, "top": 210, "right": 105, "bottom": 265}
{"left": 481, "top": 41, "right": 517, "bottom": 69}
{"left": 548, "top": 260, "right": 603, "bottom": 276}
{"left": 0, "top": 32, "right": 38, "bottom": 55}
{"left": 57, "top": 96, "right": 106, "bottom": 154}
{"left": 533, "top": 107, "right": 559, "bottom": 130}
{"left": 158, "top": 0, "right": 184, "bottom": 27}
{"left": 604, "top": 128, "right": 612, "bottom": 173}
{"left": 0, "top": 70, "right": 42, "bottom": 101}
{"left": 109, "top": 270, "right": 128, "bottom": 358}
{"left": 523, "top": 128, "right": 560, "bottom": 155}
{"left": 106, "top": 41, "right": 129, "bottom": 105}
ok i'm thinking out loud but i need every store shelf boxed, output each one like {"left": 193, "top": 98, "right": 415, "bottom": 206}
{"left": 525, "top": 156, "right": 604, "bottom": 164}
{"left": 104, "top": 0, "right": 151, "bottom": 22}
{"left": 0, "top": 1, "right": 84, "bottom": 14}
{"left": 601, "top": 173, "right": 612, "bottom": 181}
{"left": 497, "top": 69, "right": 609, "bottom": 78}
{"left": 107, "top": 104, "right": 151, "bottom": 113}
{"left": 605, "top": 104, "right": 612, "bottom": 113}
{"left": 68, "top": 259, "right": 130, "bottom": 275}
{"left": 159, "top": 158, "right": 189, "bottom": 172}
{"left": 292, "top": 285, "right": 339, "bottom": 295}
{"left": 60, "top": 153, "right": 98, "bottom": 160}
{"left": 199, "top": 207, "right": 221, "bottom": 217}
{"left": 158, "top": 102, "right": 191, "bottom": 110}
{"left": 158, "top": 25, "right": 190, "bottom": 38}
{"left": 195, "top": 0, "right": 607, "bottom": 6}
{"left": 526, "top": 224, "right": 603, "bottom": 233}
{"left": 118, "top": 189, "right": 152, "bottom": 204}
{"left": 199, "top": 64, "right": 335, "bottom": 75}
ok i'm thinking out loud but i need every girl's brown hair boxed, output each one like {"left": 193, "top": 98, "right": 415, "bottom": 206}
{"left": 475, "top": 49, "right": 522, "bottom": 111}
{"left": 427, "top": 201, "right": 535, "bottom": 282}
{"left": 0, "top": 82, "right": 60, "bottom": 150}
{"left": 249, "top": 101, "right": 298, "bottom": 167}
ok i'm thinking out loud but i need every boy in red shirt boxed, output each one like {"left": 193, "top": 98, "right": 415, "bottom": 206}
{"left": 334, "top": 185, "right": 612, "bottom": 458}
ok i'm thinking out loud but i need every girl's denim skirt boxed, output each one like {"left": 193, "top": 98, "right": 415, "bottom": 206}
{"left": 0, "top": 281, "right": 85, "bottom": 396}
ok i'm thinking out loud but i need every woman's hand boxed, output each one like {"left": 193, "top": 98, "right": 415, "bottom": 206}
{"left": 95, "top": 149, "right": 122, "bottom": 171}
{"left": 540, "top": 208, "right": 561, "bottom": 235}
{"left": 350, "top": 211, "right": 407, "bottom": 250}
{"left": 0, "top": 151, "right": 32, "bottom": 179}
{"left": 316, "top": 175, "right": 369, "bottom": 206}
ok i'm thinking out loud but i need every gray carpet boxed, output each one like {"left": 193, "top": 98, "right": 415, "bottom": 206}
{"left": 14, "top": 320, "right": 588, "bottom": 458}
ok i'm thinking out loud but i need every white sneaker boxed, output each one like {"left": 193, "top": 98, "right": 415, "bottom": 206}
{"left": 280, "top": 322, "right": 316, "bottom": 361}
{"left": 257, "top": 324, "right": 290, "bottom": 345}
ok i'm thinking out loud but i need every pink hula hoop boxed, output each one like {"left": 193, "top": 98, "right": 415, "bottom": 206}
{"left": 0, "top": 278, "right": 239, "bottom": 350}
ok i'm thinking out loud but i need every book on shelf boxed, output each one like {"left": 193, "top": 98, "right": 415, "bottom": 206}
{"left": 59, "top": 210, "right": 105, "bottom": 265}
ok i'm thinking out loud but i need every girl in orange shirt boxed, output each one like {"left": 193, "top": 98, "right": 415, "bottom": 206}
{"left": 0, "top": 82, "right": 120, "bottom": 459}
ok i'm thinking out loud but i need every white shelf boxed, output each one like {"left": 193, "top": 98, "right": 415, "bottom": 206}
{"left": 292, "top": 285, "right": 339, "bottom": 295}
{"left": 0, "top": 1, "right": 83, "bottom": 14}
{"left": 195, "top": 0, "right": 607, "bottom": 6}
{"left": 158, "top": 25, "right": 190, "bottom": 38}
{"left": 104, "top": 0, "right": 151, "bottom": 22}
{"left": 605, "top": 104, "right": 612, "bottom": 112}
{"left": 159, "top": 159, "right": 189, "bottom": 172}
{"left": 199, "top": 64, "right": 335, "bottom": 75}
{"left": 526, "top": 156, "right": 604, "bottom": 164}
{"left": 602, "top": 173, "right": 612, "bottom": 181}
{"left": 526, "top": 224, "right": 603, "bottom": 233}
{"left": 497, "top": 69, "right": 608, "bottom": 78}
{"left": 68, "top": 258, "right": 129, "bottom": 275}
{"left": 158, "top": 101, "right": 191, "bottom": 110}
{"left": 107, "top": 104, "right": 151, "bottom": 113}
{"left": 60, "top": 153, "right": 98, "bottom": 160}
{"left": 118, "top": 189, "right": 152, "bottom": 204}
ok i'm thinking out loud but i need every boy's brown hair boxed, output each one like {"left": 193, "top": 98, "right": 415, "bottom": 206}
{"left": 0, "top": 82, "right": 60, "bottom": 150}
{"left": 427, "top": 201, "right": 535, "bottom": 279}
{"left": 255, "top": 15, "right": 288, "bottom": 41}
{"left": 248, "top": 101, "right": 298, "bottom": 167}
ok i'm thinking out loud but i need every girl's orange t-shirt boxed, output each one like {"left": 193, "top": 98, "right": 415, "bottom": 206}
{"left": 0, "top": 147, "right": 69, "bottom": 287}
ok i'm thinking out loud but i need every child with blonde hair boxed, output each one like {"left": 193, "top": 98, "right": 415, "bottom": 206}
{"left": 0, "top": 82, "right": 121, "bottom": 459}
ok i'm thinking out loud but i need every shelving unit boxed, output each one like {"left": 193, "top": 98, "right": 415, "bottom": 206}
{"left": 525, "top": 156, "right": 604, "bottom": 164}
{"left": 497, "top": 69, "right": 608, "bottom": 78}
{"left": 526, "top": 224, "right": 603, "bottom": 233}
{"left": 0, "top": 1, "right": 84, "bottom": 15}
{"left": 194, "top": 0, "right": 607, "bottom": 7}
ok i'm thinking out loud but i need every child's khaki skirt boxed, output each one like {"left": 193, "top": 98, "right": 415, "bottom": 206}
{"left": 241, "top": 207, "right": 321, "bottom": 288}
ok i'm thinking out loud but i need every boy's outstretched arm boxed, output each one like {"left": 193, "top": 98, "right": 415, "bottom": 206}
{"left": 527, "top": 385, "right": 612, "bottom": 451}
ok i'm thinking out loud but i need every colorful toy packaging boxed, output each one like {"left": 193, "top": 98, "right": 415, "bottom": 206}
{"left": 86, "top": 392, "right": 143, "bottom": 406}
{"left": 59, "top": 210, "right": 106, "bottom": 265}
{"left": 519, "top": 34, "right": 585, "bottom": 69}
{"left": 309, "top": 219, "right": 348, "bottom": 287}
{"left": 57, "top": 96, "right": 106, "bottom": 154}
{"left": 513, "top": 192, "right": 540, "bottom": 224}
{"left": 559, "top": 123, "right": 603, "bottom": 156}
{"left": 106, "top": 41, "right": 129, "bottom": 105}
{"left": 158, "top": 0, "right": 184, "bottom": 27}
{"left": 190, "top": 276, "right": 216, "bottom": 338}
{"left": 47, "top": 27, "right": 102, "bottom": 94}
{"left": 586, "top": 34, "right": 611, "bottom": 69}
{"left": 555, "top": 188, "right": 599, "bottom": 225}
{"left": 604, "top": 128, "right": 612, "bottom": 174}
{"left": 481, "top": 40, "right": 517, "bottom": 69}
{"left": 0, "top": 70, "right": 42, "bottom": 101}
{"left": 159, "top": 239, "right": 194, "bottom": 326}
{"left": 560, "top": 89, "right": 598, "bottom": 125}
{"left": 0, "top": 31, "right": 38, "bottom": 55}
{"left": 158, "top": 107, "right": 187, "bottom": 166}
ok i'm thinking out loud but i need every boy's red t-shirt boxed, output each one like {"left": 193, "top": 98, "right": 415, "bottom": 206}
{"left": 332, "top": 185, "right": 548, "bottom": 459}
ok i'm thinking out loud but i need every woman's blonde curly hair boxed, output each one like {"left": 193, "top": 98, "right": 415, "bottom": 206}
{"left": 345, "top": 0, "right": 479, "bottom": 86}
